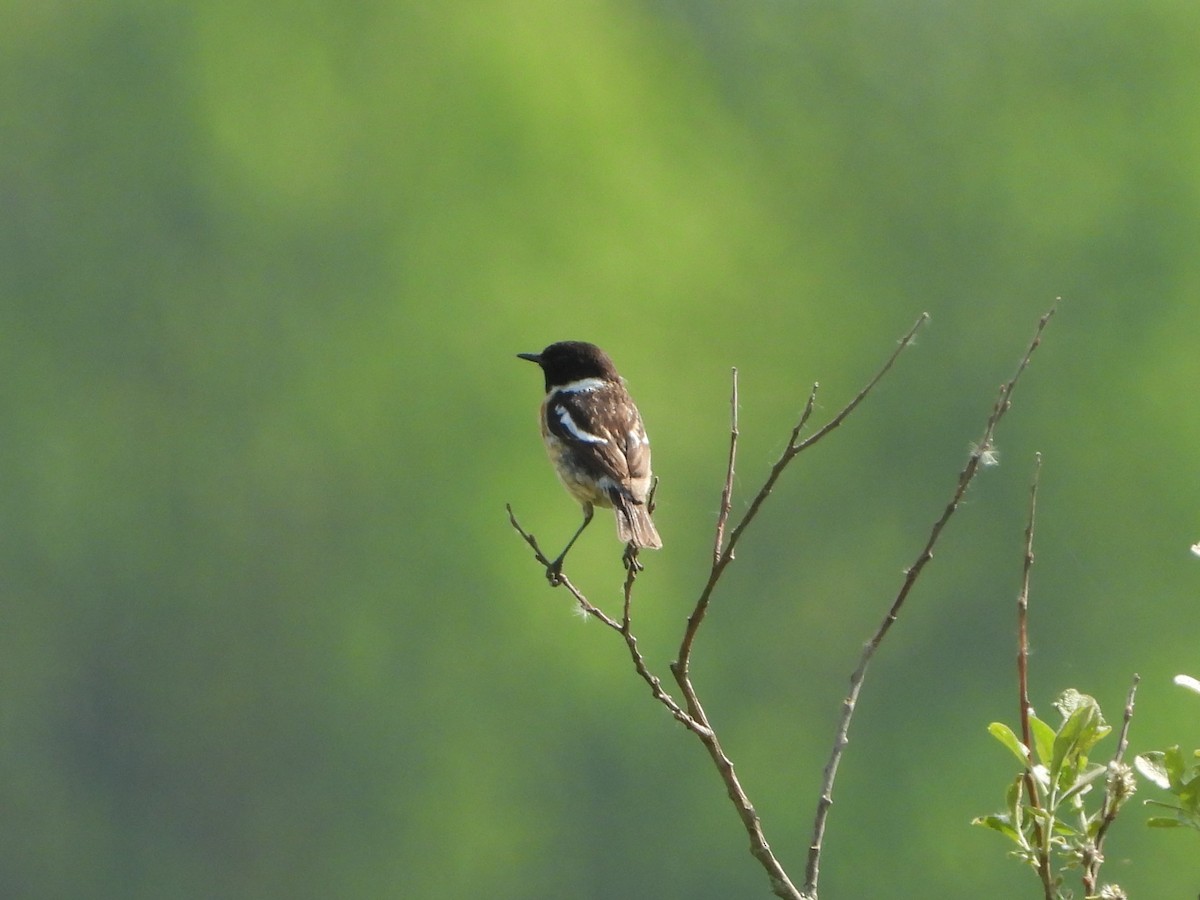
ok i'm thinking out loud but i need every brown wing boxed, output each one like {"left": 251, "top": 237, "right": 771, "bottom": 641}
{"left": 620, "top": 407, "right": 652, "bottom": 490}
{"left": 544, "top": 382, "right": 650, "bottom": 500}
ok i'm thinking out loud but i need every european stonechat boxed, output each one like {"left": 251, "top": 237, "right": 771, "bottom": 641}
{"left": 518, "top": 341, "right": 662, "bottom": 572}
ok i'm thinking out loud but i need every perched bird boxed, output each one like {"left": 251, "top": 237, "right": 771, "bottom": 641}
{"left": 518, "top": 341, "right": 662, "bottom": 572}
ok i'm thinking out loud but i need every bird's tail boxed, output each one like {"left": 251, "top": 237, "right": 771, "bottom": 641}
{"left": 613, "top": 497, "right": 662, "bottom": 550}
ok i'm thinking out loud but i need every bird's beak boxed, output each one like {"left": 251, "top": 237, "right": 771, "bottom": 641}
{"left": 516, "top": 352, "right": 542, "bottom": 364}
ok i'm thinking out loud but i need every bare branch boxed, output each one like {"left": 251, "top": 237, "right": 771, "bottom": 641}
{"left": 506, "top": 503, "right": 704, "bottom": 733}
{"left": 793, "top": 312, "right": 930, "bottom": 452}
{"left": 730, "top": 312, "right": 930, "bottom": 562}
{"left": 1017, "top": 453, "right": 1041, "bottom": 762}
{"left": 509, "top": 304, "right": 1054, "bottom": 900}
{"left": 617, "top": 561, "right": 709, "bottom": 734}
{"left": 803, "top": 301, "right": 1058, "bottom": 898}
{"left": 506, "top": 504, "right": 619, "bottom": 627}
{"left": 1015, "top": 453, "right": 1055, "bottom": 900}
{"left": 662, "top": 315, "right": 929, "bottom": 900}
{"left": 684, "top": 712, "right": 805, "bottom": 900}
{"left": 676, "top": 313, "right": 930, "bottom": 682}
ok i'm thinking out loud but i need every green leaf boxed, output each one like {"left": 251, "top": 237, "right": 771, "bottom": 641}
{"left": 1051, "top": 694, "right": 1107, "bottom": 778}
{"left": 988, "top": 722, "right": 1031, "bottom": 766}
{"left": 972, "top": 814, "right": 1021, "bottom": 842}
{"left": 1006, "top": 775, "right": 1024, "bottom": 812}
{"left": 1029, "top": 715, "right": 1057, "bottom": 767}
{"left": 1164, "top": 745, "right": 1189, "bottom": 787}
{"left": 1180, "top": 771, "right": 1200, "bottom": 799}
{"left": 1050, "top": 818, "right": 1079, "bottom": 837}
{"left": 1026, "top": 805, "right": 1054, "bottom": 826}
{"left": 1052, "top": 688, "right": 1089, "bottom": 718}
{"left": 1146, "top": 816, "right": 1183, "bottom": 828}
{"left": 1135, "top": 751, "right": 1171, "bottom": 789}
{"left": 1143, "top": 798, "right": 1183, "bottom": 812}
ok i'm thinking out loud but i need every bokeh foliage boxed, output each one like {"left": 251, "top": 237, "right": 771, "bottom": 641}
{"left": 2, "top": 2, "right": 1198, "bottom": 897}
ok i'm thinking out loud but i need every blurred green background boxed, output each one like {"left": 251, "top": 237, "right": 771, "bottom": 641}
{"left": 3, "top": 2, "right": 1198, "bottom": 897}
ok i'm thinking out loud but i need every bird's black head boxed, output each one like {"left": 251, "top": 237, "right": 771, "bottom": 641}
{"left": 517, "top": 341, "right": 620, "bottom": 392}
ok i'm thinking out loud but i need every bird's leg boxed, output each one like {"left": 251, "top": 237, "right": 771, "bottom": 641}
{"left": 547, "top": 503, "right": 593, "bottom": 585}
{"left": 622, "top": 543, "right": 643, "bottom": 573}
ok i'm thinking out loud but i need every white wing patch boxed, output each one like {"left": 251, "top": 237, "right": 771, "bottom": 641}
{"left": 629, "top": 429, "right": 650, "bottom": 446}
{"left": 554, "top": 404, "right": 609, "bottom": 444}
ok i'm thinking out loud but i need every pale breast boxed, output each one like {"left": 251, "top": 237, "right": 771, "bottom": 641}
{"left": 543, "top": 432, "right": 614, "bottom": 507}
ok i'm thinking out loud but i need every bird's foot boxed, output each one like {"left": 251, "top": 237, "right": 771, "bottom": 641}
{"left": 545, "top": 557, "right": 565, "bottom": 586}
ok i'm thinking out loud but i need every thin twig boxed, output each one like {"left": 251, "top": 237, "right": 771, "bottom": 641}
{"left": 729, "top": 312, "right": 930, "bottom": 562}
{"left": 622, "top": 550, "right": 637, "bottom": 631}
{"left": 676, "top": 313, "right": 929, "bottom": 682}
{"left": 1016, "top": 454, "right": 1055, "bottom": 900}
{"left": 713, "top": 368, "right": 740, "bottom": 566}
{"left": 1111, "top": 676, "right": 1139, "bottom": 765}
{"left": 506, "top": 504, "right": 617, "bottom": 626}
{"left": 617, "top": 557, "right": 710, "bottom": 735}
{"left": 792, "top": 315, "right": 929, "bottom": 453}
{"left": 1085, "top": 674, "right": 1140, "bottom": 893}
{"left": 802, "top": 301, "right": 1058, "bottom": 898}
{"left": 1017, "top": 454, "right": 1040, "bottom": 761}
{"left": 506, "top": 504, "right": 704, "bottom": 733}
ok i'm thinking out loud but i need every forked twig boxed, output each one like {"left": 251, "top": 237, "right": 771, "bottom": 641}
{"left": 506, "top": 504, "right": 622, "bottom": 627}
{"left": 802, "top": 301, "right": 1058, "bottom": 898}
{"left": 668, "top": 314, "right": 929, "bottom": 900}
{"left": 1084, "top": 674, "right": 1139, "bottom": 895}
{"left": 506, "top": 504, "right": 703, "bottom": 733}
{"left": 676, "top": 312, "right": 930, "bottom": 683}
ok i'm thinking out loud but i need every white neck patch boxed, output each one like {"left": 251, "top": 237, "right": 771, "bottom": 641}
{"left": 552, "top": 377, "right": 606, "bottom": 395}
